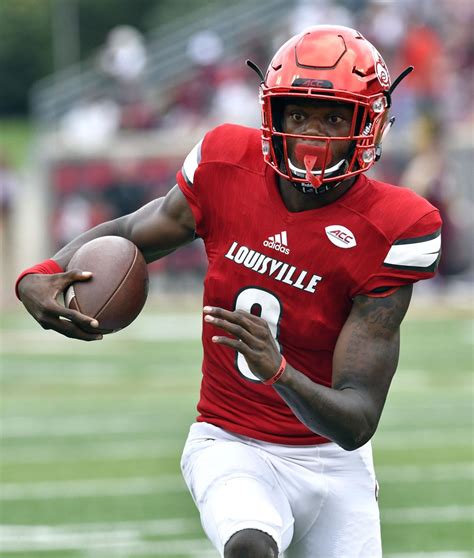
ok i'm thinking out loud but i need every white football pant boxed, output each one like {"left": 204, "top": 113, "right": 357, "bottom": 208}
{"left": 181, "top": 422, "right": 382, "bottom": 558}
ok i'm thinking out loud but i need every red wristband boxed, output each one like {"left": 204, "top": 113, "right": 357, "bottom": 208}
{"left": 263, "top": 355, "right": 287, "bottom": 385}
{"left": 15, "top": 259, "right": 64, "bottom": 299}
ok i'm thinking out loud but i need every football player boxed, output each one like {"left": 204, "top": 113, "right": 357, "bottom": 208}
{"left": 16, "top": 26, "right": 441, "bottom": 558}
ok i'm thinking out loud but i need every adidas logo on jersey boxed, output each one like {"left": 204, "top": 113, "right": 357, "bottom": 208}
{"left": 263, "top": 231, "right": 290, "bottom": 255}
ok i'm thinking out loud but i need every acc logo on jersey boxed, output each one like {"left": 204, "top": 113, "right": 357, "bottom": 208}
{"left": 325, "top": 225, "right": 357, "bottom": 249}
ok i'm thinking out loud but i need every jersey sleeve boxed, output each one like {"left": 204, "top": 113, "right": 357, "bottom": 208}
{"left": 356, "top": 209, "right": 442, "bottom": 297}
{"left": 176, "top": 138, "right": 205, "bottom": 236}
{"left": 176, "top": 124, "right": 261, "bottom": 241}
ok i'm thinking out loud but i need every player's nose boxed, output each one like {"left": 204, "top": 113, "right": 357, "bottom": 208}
{"left": 303, "top": 116, "right": 326, "bottom": 137}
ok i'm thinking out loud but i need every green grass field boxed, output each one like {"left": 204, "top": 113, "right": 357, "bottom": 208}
{"left": 1, "top": 303, "right": 473, "bottom": 558}
{"left": 0, "top": 119, "right": 33, "bottom": 169}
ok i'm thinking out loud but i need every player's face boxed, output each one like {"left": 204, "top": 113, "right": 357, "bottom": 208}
{"left": 282, "top": 99, "right": 354, "bottom": 170}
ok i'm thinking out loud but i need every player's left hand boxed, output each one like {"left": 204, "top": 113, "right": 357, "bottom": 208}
{"left": 203, "top": 306, "right": 282, "bottom": 383}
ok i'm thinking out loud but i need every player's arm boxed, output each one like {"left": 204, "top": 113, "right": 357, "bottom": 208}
{"left": 204, "top": 284, "right": 412, "bottom": 451}
{"left": 274, "top": 285, "right": 412, "bottom": 449}
{"left": 16, "top": 186, "right": 195, "bottom": 340}
{"left": 51, "top": 185, "right": 195, "bottom": 267}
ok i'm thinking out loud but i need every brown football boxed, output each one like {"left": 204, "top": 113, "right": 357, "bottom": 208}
{"left": 65, "top": 236, "right": 149, "bottom": 334}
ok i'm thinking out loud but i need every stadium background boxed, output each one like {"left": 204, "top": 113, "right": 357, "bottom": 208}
{"left": 1, "top": 0, "right": 473, "bottom": 557}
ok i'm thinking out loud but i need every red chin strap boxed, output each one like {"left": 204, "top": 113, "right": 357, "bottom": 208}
{"left": 294, "top": 144, "right": 329, "bottom": 188}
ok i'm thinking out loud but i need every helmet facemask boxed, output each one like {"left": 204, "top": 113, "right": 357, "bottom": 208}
{"left": 261, "top": 89, "right": 389, "bottom": 194}
{"left": 249, "top": 26, "right": 413, "bottom": 195}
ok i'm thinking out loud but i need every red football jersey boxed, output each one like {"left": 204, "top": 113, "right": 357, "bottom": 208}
{"left": 177, "top": 124, "right": 441, "bottom": 445}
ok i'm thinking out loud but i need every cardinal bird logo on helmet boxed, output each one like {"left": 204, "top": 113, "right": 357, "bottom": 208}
{"left": 370, "top": 45, "right": 391, "bottom": 88}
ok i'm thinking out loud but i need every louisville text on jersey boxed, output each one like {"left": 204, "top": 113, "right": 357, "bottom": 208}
{"left": 225, "top": 241, "right": 323, "bottom": 293}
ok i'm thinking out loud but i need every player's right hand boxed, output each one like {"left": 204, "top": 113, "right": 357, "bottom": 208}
{"left": 17, "top": 270, "right": 103, "bottom": 341}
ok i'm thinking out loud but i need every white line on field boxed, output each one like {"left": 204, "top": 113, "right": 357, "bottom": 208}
{"left": 3, "top": 430, "right": 473, "bottom": 472}
{"left": 0, "top": 529, "right": 140, "bottom": 552}
{"left": 2, "top": 415, "right": 472, "bottom": 443}
{"left": 1, "top": 430, "right": 470, "bottom": 450}
{"left": 0, "top": 415, "right": 185, "bottom": 438}
{"left": 0, "top": 534, "right": 214, "bottom": 555}
{"left": 0, "top": 475, "right": 186, "bottom": 500}
{"left": 79, "top": 541, "right": 217, "bottom": 558}
{"left": 373, "top": 430, "right": 473, "bottom": 449}
{"left": 0, "top": 439, "right": 184, "bottom": 463}
{"left": 382, "top": 505, "right": 474, "bottom": 523}
{"left": 1, "top": 314, "right": 202, "bottom": 351}
{"left": 0, "top": 522, "right": 216, "bottom": 556}
{"left": 377, "top": 462, "right": 474, "bottom": 482}
{"left": 84, "top": 548, "right": 473, "bottom": 558}
{"left": 0, "top": 516, "right": 472, "bottom": 555}
{"left": 0, "top": 518, "right": 195, "bottom": 536}
{"left": 1, "top": 467, "right": 473, "bottom": 501}
{"left": 386, "top": 552, "right": 473, "bottom": 558}
{"left": 1, "top": 424, "right": 472, "bottom": 472}
{"left": 1, "top": 511, "right": 471, "bottom": 537}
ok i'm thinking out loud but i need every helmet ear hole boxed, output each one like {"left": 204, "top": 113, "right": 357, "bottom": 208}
{"left": 270, "top": 97, "right": 286, "bottom": 132}
{"left": 355, "top": 105, "right": 368, "bottom": 136}
{"left": 268, "top": 98, "right": 286, "bottom": 173}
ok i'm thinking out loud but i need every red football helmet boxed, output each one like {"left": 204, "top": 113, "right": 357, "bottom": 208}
{"left": 257, "top": 25, "right": 405, "bottom": 194}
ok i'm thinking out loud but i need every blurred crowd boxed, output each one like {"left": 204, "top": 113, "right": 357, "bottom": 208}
{"left": 59, "top": 0, "right": 473, "bottom": 138}
{"left": 16, "top": 0, "right": 474, "bottom": 286}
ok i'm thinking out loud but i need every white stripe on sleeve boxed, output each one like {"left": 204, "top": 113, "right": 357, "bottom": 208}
{"left": 384, "top": 235, "right": 441, "bottom": 268}
{"left": 182, "top": 139, "right": 203, "bottom": 185}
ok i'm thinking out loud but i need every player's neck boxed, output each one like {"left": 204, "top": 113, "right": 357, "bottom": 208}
{"left": 277, "top": 176, "right": 357, "bottom": 212}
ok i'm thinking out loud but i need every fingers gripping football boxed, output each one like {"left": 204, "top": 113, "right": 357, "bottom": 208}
{"left": 203, "top": 306, "right": 282, "bottom": 383}
{"left": 18, "top": 270, "right": 103, "bottom": 341}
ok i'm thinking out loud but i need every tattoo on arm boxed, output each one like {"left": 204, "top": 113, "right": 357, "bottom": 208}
{"left": 333, "top": 284, "right": 412, "bottom": 397}
{"left": 271, "top": 285, "right": 413, "bottom": 449}
{"left": 273, "top": 285, "right": 413, "bottom": 449}
{"left": 353, "top": 285, "right": 413, "bottom": 338}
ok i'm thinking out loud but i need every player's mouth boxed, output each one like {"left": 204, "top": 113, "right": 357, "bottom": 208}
{"left": 289, "top": 143, "right": 344, "bottom": 178}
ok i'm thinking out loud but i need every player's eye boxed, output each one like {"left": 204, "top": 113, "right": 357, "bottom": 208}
{"left": 327, "top": 114, "right": 344, "bottom": 125}
{"left": 290, "top": 111, "right": 305, "bottom": 122}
